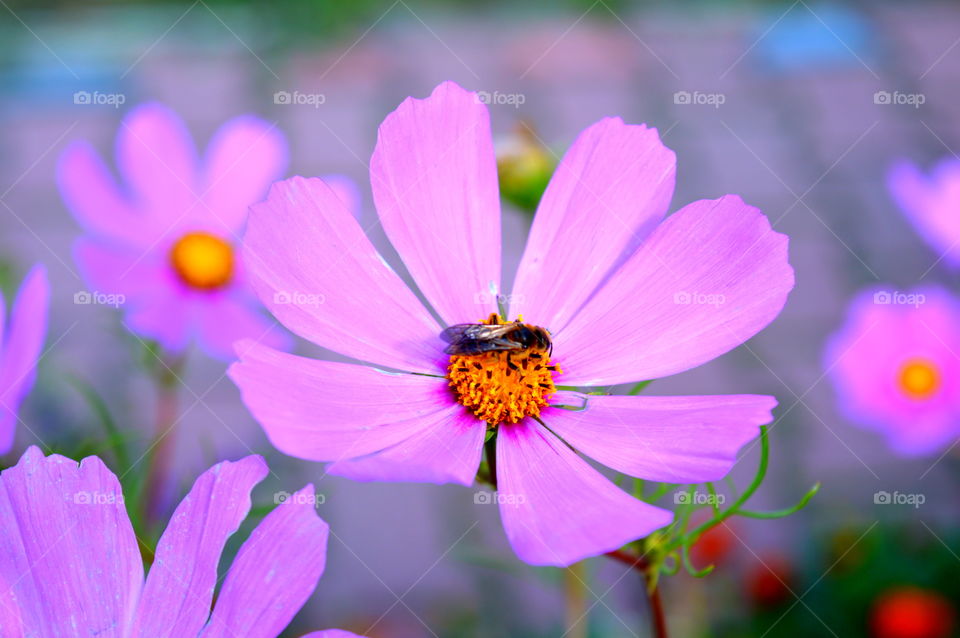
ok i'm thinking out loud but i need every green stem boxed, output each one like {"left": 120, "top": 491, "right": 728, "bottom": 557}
{"left": 140, "top": 355, "right": 182, "bottom": 532}
{"left": 705, "top": 482, "right": 721, "bottom": 516}
{"left": 675, "top": 425, "right": 770, "bottom": 549}
{"left": 605, "top": 548, "right": 649, "bottom": 571}
{"left": 483, "top": 434, "right": 498, "bottom": 489}
{"left": 680, "top": 540, "right": 714, "bottom": 578}
{"left": 563, "top": 562, "right": 588, "bottom": 638}
{"left": 735, "top": 482, "right": 821, "bottom": 519}
{"left": 642, "top": 482, "right": 677, "bottom": 503}
{"left": 645, "top": 571, "right": 669, "bottom": 638}
{"left": 627, "top": 380, "right": 653, "bottom": 395}
{"left": 604, "top": 550, "right": 668, "bottom": 637}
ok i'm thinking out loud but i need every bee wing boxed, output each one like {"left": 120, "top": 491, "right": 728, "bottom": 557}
{"left": 441, "top": 323, "right": 517, "bottom": 355}
{"left": 444, "top": 339, "right": 517, "bottom": 355}
{"left": 439, "top": 324, "right": 479, "bottom": 344}
{"left": 440, "top": 323, "right": 513, "bottom": 343}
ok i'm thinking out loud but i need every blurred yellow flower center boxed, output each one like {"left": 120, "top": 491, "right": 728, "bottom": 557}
{"left": 170, "top": 232, "right": 234, "bottom": 290}
{"left": 447, "top": 314, "right": 560, "bottom": 426}
{"left": 897, "top": 358, "right": 940, "bottom": 400}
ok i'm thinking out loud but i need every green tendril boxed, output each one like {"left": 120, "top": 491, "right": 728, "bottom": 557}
{"left": 609, "top": 425, "right": 819, "bottom": 583}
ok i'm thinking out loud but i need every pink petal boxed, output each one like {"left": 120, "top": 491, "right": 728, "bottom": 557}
{"left": 888, "top": 160, "right": 933, "bottom": 220}
{"left": 124, "top": 281, "right": 196, "bottom": 354}
{"left": 512, "top": 118, "right": 675, "bottom": 331}
{"left": 131, "top": 455, "right": 268, "bottom": 638}
{"left": 301, "top": 632, "right": 368, "bottom": 638}
{"left": 116, "top": 102, "right": 199, "bottom": 224}
{"left": 544, "top": 393, "right": 773, "bottom": 483}
{"left": 888, "top": 159, "right": 960, "bottom": 267}
{"left": 322, "top": 174, "right": 362, "bottom": 220}
{"left": 77, "top": 238, "right": 283, "bottom": 360}
{"left": 73, "top": 238, "right": 170, "bottom": 300}
{"left": 0, "top": 294, "right": 6, "bottom": 357}
{"left": 496, "top": 420, "right": 673, "bottom": 566}
{"left": 194, "top": 293, "right": 290, "bottom": 361}
{"left": 0, "top": 266, "right": 49, "bottom": 454}
{"left": 74, "top": 239, "right": 198, "bottom": 352}
{"left": 556, "top": 196, "right": 793, "bottom": 386}
{"left": 0, "top": 447, "right": 143, "bottom": 636}
{"left": 57, "top": 141, "right": 160, "bottom": 247}
{"left": 201, "top": 115, "right": 287, "bottom": 233}
{"left": 244, "top": 176, "right": 442, "bottom": 373}
{"left": 825, "top": 286, "right": 960, "bottom": 456}
{"left": 0, "top": 575, "right": 24, "bottom": 638}
{"left": 229, "top": 340, "right": 455, "bottom": 462}
{"left": 370, "top": 81, "right": 501, "bottom": 325}
{"left": 200, "top": 485, "right": 328, "bottom": 638}
{"left": 327, "top": 407, "right": 485, "bottom": 486}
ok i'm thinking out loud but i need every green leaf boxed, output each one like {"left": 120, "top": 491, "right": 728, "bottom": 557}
{"left": 626, "top": 380, "right": 653, "bottom": 395}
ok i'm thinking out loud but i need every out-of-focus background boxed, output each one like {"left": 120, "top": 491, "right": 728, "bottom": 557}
{"left": 2, "top": 0, "right": 959, "bottom": 636}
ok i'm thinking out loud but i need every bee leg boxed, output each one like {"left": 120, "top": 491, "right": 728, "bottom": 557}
{"left": 507, "top": 352, "right": 519, "bottom": 371}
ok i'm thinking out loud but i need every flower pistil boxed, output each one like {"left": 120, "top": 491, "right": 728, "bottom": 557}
{"left": 170, "top": 231, "right": 234, "bottom": 290}
{"left": 447, "top": 313, "right": 561, "bottom": 426}
{"left": 897, "top": 358, "right": 940, "bottom": 400}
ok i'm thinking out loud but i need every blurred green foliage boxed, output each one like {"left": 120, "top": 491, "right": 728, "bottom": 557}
{"left": 714, "top": 520, "right": 960, "bottom": 637}
{"left": 0, "top": 0, "right": 858, "bottom": 45}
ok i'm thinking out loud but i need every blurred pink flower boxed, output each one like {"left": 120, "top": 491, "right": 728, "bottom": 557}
{"left": 57, "top": 102, "right": 297, "bottom": 360}
{"left": 0, "top": 265, "right": 49, "bottom": 454}
{"left": 889, "top": 158, "right": 960, "bottom": 268}
{"left": 0, "top": 446, "right": 365, "bottom": 638}
{"left": 230, "top": 81, "right": 793, "bottom": 566}
{"left": 825, "top": 286, "right": 960, "bottom": 456}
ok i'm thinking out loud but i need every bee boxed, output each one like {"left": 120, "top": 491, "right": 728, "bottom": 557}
{"left": 441, "top": 314, "right": 553, "bottom": 356}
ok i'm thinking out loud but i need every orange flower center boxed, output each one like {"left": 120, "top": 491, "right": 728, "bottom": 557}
{"left": 170, "top": 232, "right": 234, "bottom": 290}
{"left": 897, "top": 358, "right": 940, "bottom": 400}
{"left": 447, "top": 314, "right": 560, "bottom": 426}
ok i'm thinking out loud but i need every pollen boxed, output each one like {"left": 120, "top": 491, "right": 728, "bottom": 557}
{"left": 897, "top": 358, "right": 940, "bottom": 400}
{"left": 447, "top": 315, "right": 561, "bottom": 426}
{"left": 170, "top": 231, "right": 234, "bottom": 290}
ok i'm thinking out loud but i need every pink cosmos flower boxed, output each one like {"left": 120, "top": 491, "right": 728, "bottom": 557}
{"left": 0, "top": 265, "right": 49, "bottom": 454}
{"left": 825, "top": 286, "right": 960, "bottom": 456}
{"left": 56, "top": 102, "right": 294, "bottom": 360}
{"left": 0, "top": 446, "right": 365, "bottom": 638}
{"left": 889, "top": 158, "right": 960, "bottom": 267}
{"left": 229, "top": 82, "right": 794, "bottom": 566}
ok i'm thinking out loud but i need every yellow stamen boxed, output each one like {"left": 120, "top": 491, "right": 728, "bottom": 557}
{"left": 447, "top": 314, "right": 560, "bottom": 426}
{"left": 897, "top": 358, "right": 940, "bottom": 400}
{"left": 170, "top": 232, "right": 234, "bottom": 290}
